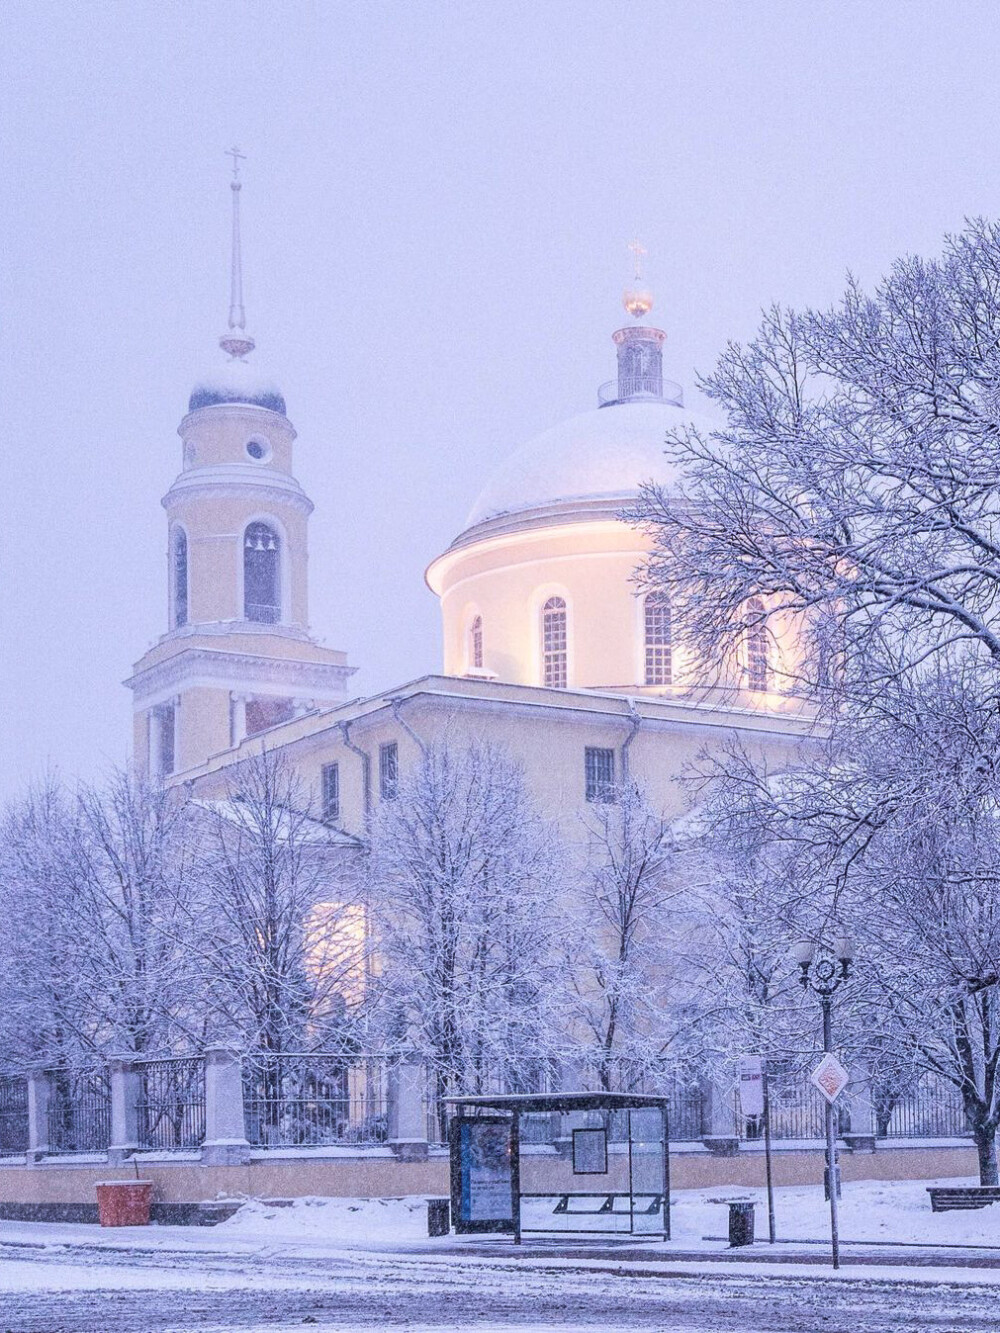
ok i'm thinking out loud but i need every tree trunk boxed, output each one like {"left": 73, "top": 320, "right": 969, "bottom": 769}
{"left": 974, "top": 1124, "right": 999, "bottom": 1186}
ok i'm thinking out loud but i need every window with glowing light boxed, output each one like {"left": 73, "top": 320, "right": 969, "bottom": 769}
{"left": 644, "top": 592, "right": 671, "bottom": 686}
{"left": 244, "top": 521, "right": 281, "bottom": 623}
{"left": 379, "top": 742, "right": 398, "bottom": 800}
{"left": 542, "top": 597, "right": 567, "bottom": 689}
{"left": 470, "top": 615, "right": 483, "bottom": 670}
{"left": 172, "top": 528, "right": 188, "bottom": 628}
{"left": 745, "top": 597, "right": 769, "bottom": 692}
{"left": 304, "top": 902, "right": 367, "bottom": 1008}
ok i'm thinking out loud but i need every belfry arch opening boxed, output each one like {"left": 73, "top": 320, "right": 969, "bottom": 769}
{"left": 244, "top": 521, "right": 281, "bottom": 624}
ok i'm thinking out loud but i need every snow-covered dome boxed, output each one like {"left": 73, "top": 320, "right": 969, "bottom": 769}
{"left": 465, "top": 398, "right": 716, "bottom": 529}
{"left": 189, "top": 358, "right": 286, "bottom": 416}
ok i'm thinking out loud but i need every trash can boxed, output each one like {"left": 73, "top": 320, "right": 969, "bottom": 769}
{"left": 95, "top": 1180, "right": 153, "bottom": 1227}
{"left": 728, "top": 1200, "right": 755, "bottom": 1248}
{"left": 427, "top": 1197, "right": 450, "bottom": 1237}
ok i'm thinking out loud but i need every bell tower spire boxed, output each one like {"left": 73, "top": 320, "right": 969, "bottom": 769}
{"left": 220, "top": 146, "right": 255, "bottom": 360}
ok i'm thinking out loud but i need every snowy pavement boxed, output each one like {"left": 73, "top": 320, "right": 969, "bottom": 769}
{"left": 2, "top": 1179, "right": 1000, "bottom": 1330}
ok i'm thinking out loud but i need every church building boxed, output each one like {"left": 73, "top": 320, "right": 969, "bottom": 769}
{"left": 127, "top": 167, "right": 811, "bottom": 845}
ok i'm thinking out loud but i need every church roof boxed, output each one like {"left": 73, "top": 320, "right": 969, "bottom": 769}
{"left": 189, "top": 358, "right": 287, "bottom": 415}
{"left": 464, "top": 397, "right": 717, "bottom": 530}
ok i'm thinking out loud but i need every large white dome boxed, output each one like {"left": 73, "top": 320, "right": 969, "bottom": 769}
{"left": 465, "top": 399, "right": 716, "bottom": 529}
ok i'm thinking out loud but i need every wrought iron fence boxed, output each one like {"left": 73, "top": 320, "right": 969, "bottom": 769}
{"left": 243, "top": 1053, "right": 388, "bottom": 1147}
{"left": 873, "top": 1075, "right": 969, "bottom": 1139}
{"left": 0, "top": 1075, "right": 28, "bottom": 1155}
{"left": 46, "top": 1069, "right": 111, "bottom": 1154}
{"left": 135, "top": 1057, "right": 206, "bottom": 1150}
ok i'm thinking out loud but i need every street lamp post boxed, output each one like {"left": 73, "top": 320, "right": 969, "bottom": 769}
{"left": 791, "top": 934, "right": 854, "bottom": 1270}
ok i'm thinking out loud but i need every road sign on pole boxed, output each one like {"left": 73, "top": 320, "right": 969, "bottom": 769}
{"left": 810, "top": 1054, "right": 849, "bottom": 1105}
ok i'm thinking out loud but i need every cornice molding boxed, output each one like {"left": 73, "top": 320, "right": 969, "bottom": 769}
{"left": 126, "top": 646, "right": 356, "bottom": 707}
{"left": 162, "top": 467, "right": 314, "bottom": 516}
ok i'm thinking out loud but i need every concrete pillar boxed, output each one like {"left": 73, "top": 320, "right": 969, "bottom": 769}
{"left": 388, "top": 1056, "right": 429, "bottom": 1161}
{"left": 27, "top": 1070, "right": 54, "bottom": 1163}
{"left": 107, "top": 1057, "right": 141, "bottom": 1163}
{"left": 202, "top": 1045, "right": 251, "bottom": 1165}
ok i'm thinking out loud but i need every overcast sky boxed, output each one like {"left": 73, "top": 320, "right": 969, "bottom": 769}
{"left": 3, "top": 1, "right": 1000, "bottom": 799}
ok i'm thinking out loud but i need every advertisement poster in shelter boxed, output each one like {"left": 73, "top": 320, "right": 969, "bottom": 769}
{"left": 459, "top": 1119, "right": 514, "bottom": 1223}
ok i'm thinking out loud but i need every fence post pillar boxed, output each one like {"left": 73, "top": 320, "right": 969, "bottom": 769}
{"left": 107, "top": 1057, "right": 140, "bottom": 1163}
{"left": 700, "top": 1074, "right": 740, "bottom": 1155}
{"left": 388, "top": 1056, "right": 429, "bottom": 1162}
{"left": 26, "top": 1070, "right": 54, "bottom": 1163}
{"left": 202, "top": 1045, "right": 250, "bottom": 1166}
{"left": 843, "top": 1064, "right": 877, "bottom": 1152}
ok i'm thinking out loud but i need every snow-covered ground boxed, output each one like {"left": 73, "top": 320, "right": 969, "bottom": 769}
{"left": 208, "top": 1176, "right": 1000, "bottom": 1251}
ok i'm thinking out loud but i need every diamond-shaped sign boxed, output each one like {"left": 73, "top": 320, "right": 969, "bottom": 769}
{"left": 810, "top": 1053, "right": 850, "bottom": 1104}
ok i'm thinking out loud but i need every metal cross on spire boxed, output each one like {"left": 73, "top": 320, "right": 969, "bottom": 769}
{"left": 219, "top": 147, "right": 255, "bottom": 359}
{"left": 226, "top": 145, "right": 246, "bottom": 182}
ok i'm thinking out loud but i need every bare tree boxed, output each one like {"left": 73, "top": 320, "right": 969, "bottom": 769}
{"left": 368, "top": 742, "right": 563, "bottom": 1121}
{"left": 630, "top": 219, "right": 1000, "bottom": 697}
{"left": 569, "top": 781, "right": 690, "bottom": 1088}
{"left": 193, "top": 750, "right": 367, "bottom": 1056}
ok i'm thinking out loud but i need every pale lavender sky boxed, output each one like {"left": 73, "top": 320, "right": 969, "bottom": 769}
{"left": 2, "top": 2, "right": 999, "bottom": 798}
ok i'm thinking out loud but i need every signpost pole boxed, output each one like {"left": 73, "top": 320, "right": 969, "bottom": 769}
{"left": 762, "top": 1062, "right": 776, "bottom": 1244}
{"left": 822, "top": 997, "right": 840, "bottom": 1270}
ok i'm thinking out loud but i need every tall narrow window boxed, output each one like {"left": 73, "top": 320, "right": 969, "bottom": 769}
{"left": 172, "top": 528, "right": 188, "bottom": 628}
{"left": 585, "top": 747, "right": 616, "bottom": 803}
{"left": 244, "top": 521, "right": 280, "bottom": 623}
{"left": 745, "top": 597, "right": 769, "bottom": 692}
{"left": 379, "top": 742, "right": 398, "bottom": 800}
{"left": 470, "top": 615, "right": 483, "bottom": 670}
{"left": 542, "top": 597, "right": 567, "bottom": 689}
{"left": 644, "top": 592, "right": 671, "bottom": 685}
{"left": 321, "top": 762, "right": 340, "bottom": 824}
{"left": 151, "top": 703, "right": 175, "bottom": 778}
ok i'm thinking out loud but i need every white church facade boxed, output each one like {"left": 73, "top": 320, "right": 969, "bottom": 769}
{"left": 127, "top": 169, "right": 812, "bottom": 842}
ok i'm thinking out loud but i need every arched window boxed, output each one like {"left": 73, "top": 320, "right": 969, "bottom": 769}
{"left": 244, "top": 521, "right": 280, "bottom": 623}
{"left": 541, "top": 597, "right": 567, "bottom": 689}
{"left": 745, "top": 597, "right": 768, "bottom": 692}
{"left": 644, "top": 592, "right": 671, "bottom": 685}
{"left": 172, "top": 528, "right": 188, "bottom": 629}
{"left": 470, "top": 615, "right": 483, "bottom": 670}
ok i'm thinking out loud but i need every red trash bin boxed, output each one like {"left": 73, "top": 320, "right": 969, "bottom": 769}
{"left": 95, "top": 1180, "right": 153, "bottom": 1227}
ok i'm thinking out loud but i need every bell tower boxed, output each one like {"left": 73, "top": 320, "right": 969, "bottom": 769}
{"left": 126, "top": 152, "right": 355, "bottom": 778}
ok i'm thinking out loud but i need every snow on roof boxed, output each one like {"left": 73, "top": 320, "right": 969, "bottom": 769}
{"left": 192, "top": 798, "right": 359, "bottom": 846}
{"left": 464, "top": 399, "right": 718, "bottom": 529}
{"left": 189, "top": 358, "right": 287, "bottom": 415}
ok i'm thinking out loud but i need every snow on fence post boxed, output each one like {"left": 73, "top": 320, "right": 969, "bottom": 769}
{"left": 842, "top": 1064, "right": 877, "bottom": 1153}
{"left": 202, "top": 1045, "right": 251, "bottom": 1166}
{"left": 107, "top": 1056, "right": 141, "bottom": 1163}
{"left": 388, "top": 1055, "right": 429, "bottom": 1162}
{"left": 26, "top": 1069, "right": 54, "bottom": 1163}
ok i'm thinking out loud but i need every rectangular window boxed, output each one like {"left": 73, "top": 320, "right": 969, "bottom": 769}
{"left": 379, "top": 741, "right": 398, "bottom": 800}
{"left": 152, "top": 703, "right": 175, "bottom": 778}
{"left": 321, "top": 762, "right": 340, "bottom": 824}
{"left": 585, "top": 746, "right": 616, "bottom": 803}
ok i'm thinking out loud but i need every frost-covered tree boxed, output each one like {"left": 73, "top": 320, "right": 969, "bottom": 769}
{"left": 569, "top": 781, "right": 690, "bottom": 1087}
{"left": 193, "top": 750, "right": 367, "bottom": 1056}
{"left": 367, "top": 742, "right": 563, "bottom": 1125}
{"left": 0, "top": 769, "right": 201, "bottom": 1066}
{"left": 631, "top": 218, "right": 1000, "bottom": 697}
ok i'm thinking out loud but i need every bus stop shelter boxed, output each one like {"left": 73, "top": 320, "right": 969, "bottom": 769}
{"left": 446, "top": 1092, "right": 671, "bottom": 1243}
